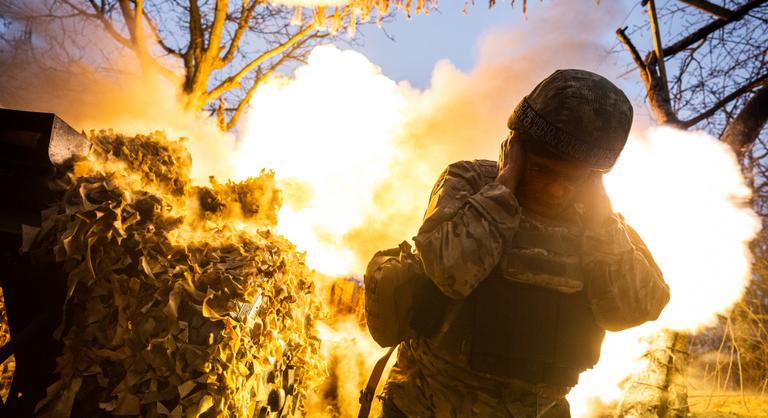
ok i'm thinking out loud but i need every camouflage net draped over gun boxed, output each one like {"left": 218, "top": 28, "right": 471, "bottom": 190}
{"left": 32, "top": 131, "right": 324, "bottom": 417}
{"left": 0, "top": 289, "right": 13, "bottom": 403}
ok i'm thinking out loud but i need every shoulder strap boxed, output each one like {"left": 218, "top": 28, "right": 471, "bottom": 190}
{"left": 358, "top": 345, "right": 397, "bottom": 418}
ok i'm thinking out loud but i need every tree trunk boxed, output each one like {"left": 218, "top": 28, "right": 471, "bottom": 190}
{"left": 720, "top": 87, "right": 768, "bottom": 158}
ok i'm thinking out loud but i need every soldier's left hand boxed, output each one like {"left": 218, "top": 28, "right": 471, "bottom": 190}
{"left": 579, "top": 175, "right": 614, "bottom": 229}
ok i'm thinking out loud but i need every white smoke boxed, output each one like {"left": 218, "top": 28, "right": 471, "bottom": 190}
{"left": 569, "top": 127, "right": 761, "bottom": 416}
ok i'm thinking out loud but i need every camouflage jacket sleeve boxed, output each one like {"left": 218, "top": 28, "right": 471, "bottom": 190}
{"left": 583, "top": 215, "right": 670, "bottom": 331}
{"left": 413, "top": 160, "right": 521, "bottom": 299}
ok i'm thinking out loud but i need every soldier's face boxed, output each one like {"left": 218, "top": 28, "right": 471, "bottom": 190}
{"left": 517, "top": 154, "right": 595, "bottom": 218}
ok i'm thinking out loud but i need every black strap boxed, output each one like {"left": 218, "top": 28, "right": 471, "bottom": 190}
{"left": 358, "top": 346, "right": 396, "bottom": 418}
{"left": 471, "top": 353, "right": 581, "bottom": 387}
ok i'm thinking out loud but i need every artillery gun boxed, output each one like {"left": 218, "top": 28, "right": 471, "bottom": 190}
{"left": 0, "top": 108, "right": 90, "bottom": 416}
{"left": 0, "top": 108, "right": 303, "bottom": 417}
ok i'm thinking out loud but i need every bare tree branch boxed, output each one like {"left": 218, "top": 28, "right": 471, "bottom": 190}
{"left": 647, "top": 0, "right": 669, "bottom": 95}
{"left": 204, "top": 22, "right": 316, "bottom": 104}
{"left": 140, "top": 8, "right": 182, "bottom": 57}
{"left": 116, "top": 0, "right": 137, "bottom": 43}
{"left": 682, "top": 73, "right": 768, "bottom": 128}
{"left": 617, "top": 26, "right": 682, "bottom": 126}
{"left": 185, "top": 0, "right": 204, "bottom": 92}
{"left": 617, "top": 27, "right": 647, "bottom": 73}
{"left": 225, "top": 44, "right": 294, "bottom": 131}
{"left": 678, "top": 0, "right": 734, "bottom": 19}
{"left": 117, "top": 0, "right": 153, "bottom": 71}
{"left": 10, "top": 0, "right": 530, "bottom": 130}
{"left": 201, "top": 0, "right": 227, "bottom": 69}
{"left": 721, "top": 86, "right": 768, "bottom": 156}
{"left": 218, "top": 0, "right": 258, "bottom": 68}
{"left": 64, "top": 0, "right": 131, "bottom": 48}
{"left": 653, "top": 0, "right": 767, "bottom": 63}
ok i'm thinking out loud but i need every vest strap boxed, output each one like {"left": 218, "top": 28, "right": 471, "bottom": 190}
{"left": 470, "top": 354, "right": 581, "bottom": 387}
{"left": 358, "top": 346, "right": 396, "bottom": 418}
{"left": 510, "top": 229, "right": 581, "bottom": 255}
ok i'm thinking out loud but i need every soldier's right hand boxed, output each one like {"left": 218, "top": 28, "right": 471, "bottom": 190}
{"left": 495, "top": 132, "right": 525, "bottom": 192}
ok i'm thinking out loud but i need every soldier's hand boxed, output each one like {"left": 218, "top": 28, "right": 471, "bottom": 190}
{"left": 579, "top": 175, "right": 614, "bottom": 229}
{"left": 496, "top": 133, "right": 525, "bottom": 192}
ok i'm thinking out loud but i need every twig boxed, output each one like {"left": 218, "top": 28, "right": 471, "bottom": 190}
{"left": 678, "top": 0, "right": 734, "bottom": 19}
{"left": 647, "top": 0, "right": 669, "bottom": 96}
{"left": 616, "top": 27, "right": 647, "bottom": 74}
{"left": 682, "top": 73, "right": 768, "bottom": 128}
{"left": 726, "top": 316, "right": 749, "bottom": 412}
{"left": 655, "top": 0, "right": 768, "bottom": 63}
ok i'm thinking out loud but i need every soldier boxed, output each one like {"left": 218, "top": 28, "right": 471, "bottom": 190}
{"left": 378, "top": 69, "right": 671, "bottom": 417}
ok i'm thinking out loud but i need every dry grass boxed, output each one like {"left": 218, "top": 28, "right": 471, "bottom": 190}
{"left": 688, "top": 391, "right": 768, "bottom": 418}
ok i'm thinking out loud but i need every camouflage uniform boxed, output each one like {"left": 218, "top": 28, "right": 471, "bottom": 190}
{"left": 378, "top": 69, "right": 669, "bottom": 418}
{"left": 381, "top": 159, "right": 670, "bottom": 417}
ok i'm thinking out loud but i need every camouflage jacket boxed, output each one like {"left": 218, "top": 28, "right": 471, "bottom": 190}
{"left": 382, "top": 159, "right": 670, "bottom": 417}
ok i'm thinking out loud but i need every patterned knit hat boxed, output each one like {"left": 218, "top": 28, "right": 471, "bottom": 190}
{"left": 507, "top": 69, "right": 633, "bottom": 170}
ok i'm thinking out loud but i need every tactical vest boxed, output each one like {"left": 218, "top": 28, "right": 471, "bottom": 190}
{"left": 429, "top": 211, "right": 605, "bottom": 387}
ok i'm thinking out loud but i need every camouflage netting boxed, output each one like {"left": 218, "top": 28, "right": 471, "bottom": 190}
{"left": 0, "top": 289, "right": 13, "bottom": 403}
{"left": 31, "top": 131, "right": 324, "bottom": 417}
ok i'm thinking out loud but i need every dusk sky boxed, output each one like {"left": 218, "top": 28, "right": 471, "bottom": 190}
{"left": 341, "top": 0, "right": 657, "bottom": 120}
{"left": 354, "top": 2, "right": 641, "bottom": 82}
{"left": 352, "top": 3, "right": 526, "bottom": 87}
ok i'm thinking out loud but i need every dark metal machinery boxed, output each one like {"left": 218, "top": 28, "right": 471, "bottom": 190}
{"left": 0, "top": 108, "right": 90, "bottom": 416}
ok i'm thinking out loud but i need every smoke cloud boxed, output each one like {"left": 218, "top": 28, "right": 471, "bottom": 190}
{"left": 344, "top": 1, "right": 628, "bottom": 268}
{"left": 228, "top": 5, "right": 636, "bottom": 415}
{"left": 0, "top": 1, "right": 236, "bottom": 183}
